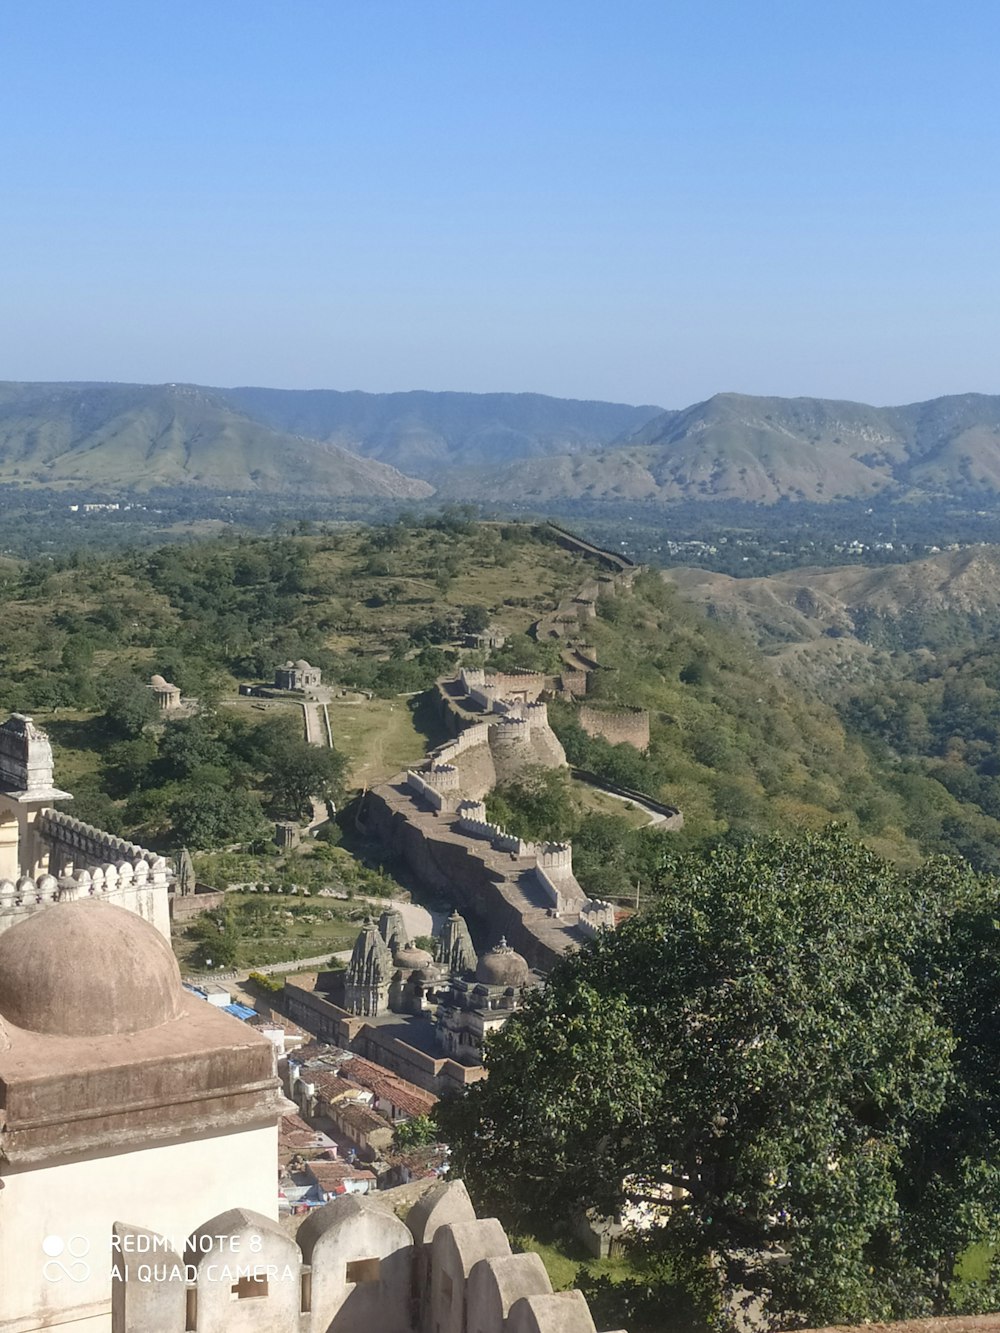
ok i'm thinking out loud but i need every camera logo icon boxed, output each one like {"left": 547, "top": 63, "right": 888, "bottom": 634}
{"left": 42, "top": 1235, "right": 91, "bottom": 1283}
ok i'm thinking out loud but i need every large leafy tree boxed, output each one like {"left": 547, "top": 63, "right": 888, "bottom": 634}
{"left": 246, "top": 715, "right": 347, "bottom": 819}
{"left": 437, "top": 831, "right": 1000, "bottom": 1327}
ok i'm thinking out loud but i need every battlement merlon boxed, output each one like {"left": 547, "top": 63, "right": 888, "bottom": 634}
{"left": 0, "top": 856, "right": 173, "bottom": 940}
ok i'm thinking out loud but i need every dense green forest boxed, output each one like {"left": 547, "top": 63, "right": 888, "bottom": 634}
{"left": 842, "top": 640, "right": 1000, "bottom": 873}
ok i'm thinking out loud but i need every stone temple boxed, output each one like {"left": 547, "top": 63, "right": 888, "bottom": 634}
{"left": 275, "top": 658, "right": 322, "bottom": 691}
{"left": 331, "top": 909, "right": 538, "bottom": 1067}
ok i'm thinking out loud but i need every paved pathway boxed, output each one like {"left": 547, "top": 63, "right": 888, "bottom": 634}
{"left": 301, "top": 700, "right": 325, "bottom": 746}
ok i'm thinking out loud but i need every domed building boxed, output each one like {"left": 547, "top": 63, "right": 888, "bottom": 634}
{"left": 387, "top": 939, "right": 442, "bottom": 1016}
{"left": 274, "top": 659, "right": 322, "bottom": 691}
{"left": 435, "top": 935, "right": 536, "bottom": 1065}
{"left": 341, "top": 912, "right": 444, "bottom": 1018}
{"left": 475, "top": 938, "right": 530, "bottom": 990}
{"left": 149, "top": 672, "right": 181, "bottom": 711}
{"left": 0, "top": 898, "right": 288, "bottom": 1332}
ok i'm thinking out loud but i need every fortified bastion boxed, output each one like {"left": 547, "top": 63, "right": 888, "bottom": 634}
{"left": 363, "top": 530, "right": 673, "bottom": 970}
{"left": 578, "top": 704, "right": 651, "bottom": 751}
{"left": 361, "top": 667, "right": 614, "bottom": 972}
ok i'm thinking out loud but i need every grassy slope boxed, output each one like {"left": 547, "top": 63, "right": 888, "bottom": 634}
{"left": 0, "top": 383, "right": 433, "bottom": 498}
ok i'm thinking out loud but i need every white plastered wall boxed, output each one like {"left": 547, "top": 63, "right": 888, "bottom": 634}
{"left": 0, "top": 1123, "right": 277, "bottom": 1333}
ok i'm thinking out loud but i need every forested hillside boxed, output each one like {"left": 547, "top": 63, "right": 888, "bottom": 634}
{"left": 665, "top": 548, "right": 1000, "bottom": 872}
{"left": 443, "top": 391, "right": 1000, "bottom": 505}
{"left": 0, "top": 518, "right": 937, "bottom": 871}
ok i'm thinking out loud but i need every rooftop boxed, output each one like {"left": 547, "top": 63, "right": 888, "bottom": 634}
{"left": 334, "top": 1100, "right": 393, "bottom": 1135}
{"left": 306, "top": 1160, "right": 376, "bottom": 1190}
{"left": 307, "top": 1069, "right": 366, "bottom": 1102}
{"left": 335, "top": 1054, "right": 438, "bottom": 1118}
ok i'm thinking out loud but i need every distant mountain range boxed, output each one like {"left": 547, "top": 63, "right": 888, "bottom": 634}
{"left": 440, "top": 392, "right": 1000, "bottom": 504}
{"left": 663, "top": 545, "right": 1000, "bottom": 695}
{"left": 2, "top": 381, "right": 1000, "bottom": 505}
{"left": 222, "top": 386, "right": 660, "bottom": 477}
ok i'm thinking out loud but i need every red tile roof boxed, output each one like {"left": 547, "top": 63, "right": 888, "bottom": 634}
{"left": 333, "top": 1101, "right": 393, "bottom": 1136}
{"left": 307, "top": 1160, "right": 376, "bottom": 1190}
{"left": 308, "top": 1069, "right": 366, "bottom": 1102}
{"left": 337, "top": 1055, "right": 438, "bottom": 1118}
{"left": 279, "top": 1112, "right": 333, "bottom": 1149}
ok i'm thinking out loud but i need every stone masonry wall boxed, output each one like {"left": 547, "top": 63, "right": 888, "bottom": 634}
{"left": 37, "top": 808, "right": 165, "bottom": 872}
{"left": 578, "top": 706, "right": 651, "bottom": 752}
{"left": 361, "top": 784, "right": 605, "bottom": 973}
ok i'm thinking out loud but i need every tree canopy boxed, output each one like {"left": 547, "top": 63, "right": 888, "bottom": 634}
{"left": 437, "top": 830, "right": 1000, "bottom": 1328}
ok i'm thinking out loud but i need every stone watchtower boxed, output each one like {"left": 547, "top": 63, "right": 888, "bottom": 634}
{"left": 0, "top": 715, "right": 71, "bottom": 882}
{"left": 343, "top": 917, "right": 394, "bottom": 1016}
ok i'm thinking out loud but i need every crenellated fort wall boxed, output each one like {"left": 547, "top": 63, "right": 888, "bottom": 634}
{"left": 0, "top": 853, "right": 172, "bottom": 940}
{"left": 111, "top": 1179, "right": 625, "bottom": 1333}
{"left": 37, "top": 807, "right": 166, "bottom": 873}
{"left": 364, "top": 533, "right": 679, "bottom": 974}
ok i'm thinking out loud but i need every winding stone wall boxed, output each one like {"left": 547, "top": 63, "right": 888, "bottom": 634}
{"left": 360, "top": 782, "right": 608, "bottom": 973}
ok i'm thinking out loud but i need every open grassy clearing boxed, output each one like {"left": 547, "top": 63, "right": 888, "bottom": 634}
{"left": 327, "top": 695, "right": 438, "bottom": 787}
{"left": 513, "top": 1232, "right": 643, "bottom": 1291}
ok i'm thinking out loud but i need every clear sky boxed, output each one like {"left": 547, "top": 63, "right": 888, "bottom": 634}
{"left": 1, "top": 1, "right": 998, "bottom": 408}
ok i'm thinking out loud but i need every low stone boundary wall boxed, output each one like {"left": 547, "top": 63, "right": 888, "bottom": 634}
{"left": 571, "top": 768, "right": 684, "bottom": 829}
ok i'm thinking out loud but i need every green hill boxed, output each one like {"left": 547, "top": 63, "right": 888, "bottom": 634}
{"left": 7, "top": 382, "right": 1000, "bottom": 507}
{"left": 0, "top": 381, "right": 662, "bottom": 495}
{"left": 0, "top": 382, "right": 433, "bottom": 497}
{"left": 664, "top": 547, "right": 1000, "bottom": 872}
{"left": 222, "top": 386, "right": 662, "bottom": 478}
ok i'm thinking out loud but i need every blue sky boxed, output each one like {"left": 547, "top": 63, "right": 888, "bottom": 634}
{"left": 1, "top": 1, "right": 998, "bottom": 407}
